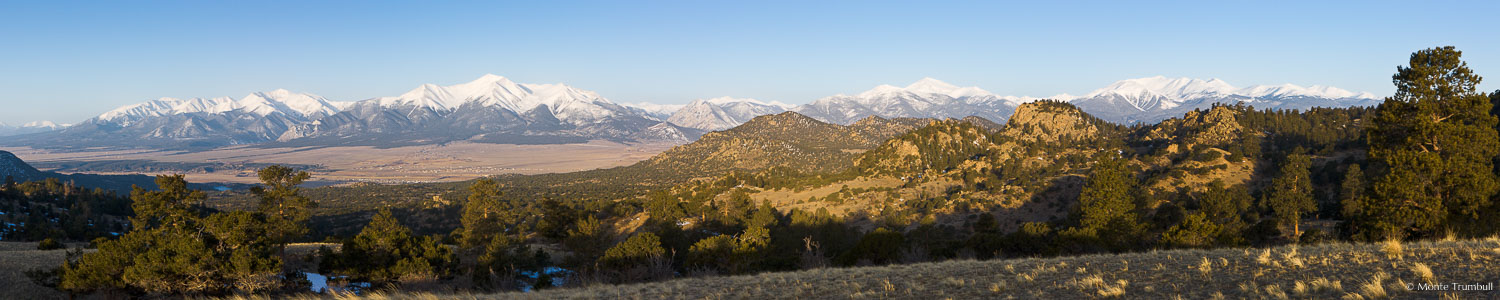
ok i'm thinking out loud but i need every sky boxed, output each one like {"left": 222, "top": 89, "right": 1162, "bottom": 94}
{"left": 1, "top": 0, "right": 1497, "bottom": 125}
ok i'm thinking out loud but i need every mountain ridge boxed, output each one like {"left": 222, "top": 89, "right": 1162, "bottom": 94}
{"left": 5, "top": 75, "right": 1382, "bottom": 149}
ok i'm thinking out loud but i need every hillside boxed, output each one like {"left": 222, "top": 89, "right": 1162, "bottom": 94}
{"left": 632, "top": 112, "right": 927, "bottom": 178}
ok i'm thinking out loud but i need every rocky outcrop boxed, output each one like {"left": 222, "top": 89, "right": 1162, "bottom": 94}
{"left": 1145, "top": 105, "right": 1244, "bottom": 148}
{"left": 1000, "top": 101, "right": 1100, "bottom": 144}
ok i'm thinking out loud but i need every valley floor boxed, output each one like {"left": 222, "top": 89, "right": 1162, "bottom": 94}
{"left": 0, "top": 140, "right": 677, "bottom": 185}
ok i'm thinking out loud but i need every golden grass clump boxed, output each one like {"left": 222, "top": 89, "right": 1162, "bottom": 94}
{"left": 1380, "top": 239, "right": 1404, "bottom": 260}
{"left": 1410, "top": 262, "right": 1434, "bottom": 284}
{"left": 1357, "top": 272, "right": 1390, "bottom": 299}
{"left": 1197, "top": 257, "right": 1213, "bottom": 276}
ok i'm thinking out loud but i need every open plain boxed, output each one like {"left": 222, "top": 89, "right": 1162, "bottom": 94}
{"left": 0, "top": 140, "right": 677, "bottom": 185}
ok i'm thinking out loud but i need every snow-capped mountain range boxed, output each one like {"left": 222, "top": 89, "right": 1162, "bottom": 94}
{"left": 1, "top": 74, "right": 1383, "bottom": 149}
{"left": 97, "top": 89, "right": 351, "bottom": 125}
{"left": 1063, "top": 76, "right": 1381, "bottom": 123}
{"left": 794, "top": 78, "right": 1024, "bottom": 124}
{"left": 0, "top": 121, "right": 69, "bottom": 137}
{"left": 665, "top": 97, "right": 794, "bottom": 131}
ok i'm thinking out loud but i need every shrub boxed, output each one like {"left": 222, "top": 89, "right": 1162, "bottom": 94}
{"left": 37, "top": 238, "right": 64, "bottom": 250}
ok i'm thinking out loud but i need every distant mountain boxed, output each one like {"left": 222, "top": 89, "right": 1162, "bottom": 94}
{"left": 1064, "top": 76, "right": 1381, "bottom": 124}
{"left": 622, "top": 102, "right": 684, "bottom": 121}
{"left": 4, "top": 74, "right": 1381, "bottom": 150}
{"left": 276, "top": 74, "right": 680, "bottom": 147}
{"left": 6, "top": 89, "right": 350, "bottom": 149}
{"left": 0, "top": 121, "right": 68, "bottom": 137}
{"left": 795, "top": 78, "right": 1022, "bottom": 125}
{"left": 96, "top": 89, "right": 349, "bottom": 124}
{"left": 6, "top": 75, "right": 686, "bottom": 149}
{"left": 664, "top": 97, "right": 793, "bottom": 132}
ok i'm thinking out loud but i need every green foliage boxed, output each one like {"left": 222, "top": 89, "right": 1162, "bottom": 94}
{"left": 599, "top": 232, "right": 666, "bottom": 270}
{"left": 251, "top": 165, "right": 316, "bottom": 247}
{"left": 536, "top": 198, "right": 580, "bottom": 239}
{"left": 459, "top": 178, "right": 506, "bottom": 249}
{"left": 323, "top": 208, "right": 454, "bottom": 284}
{"left": 59, "top": 175, "right": 292, "bottom": 296}
{"left": 837, "top": 228, "right": 905, "bottom": 266}
{"left": 0, "top": 178, "right": 131, "bottom": 242}
{"left": 562, "top": 215, "right": 611, "bottom": 267}
{"left": 129, "top": 175, "right": 204, "bottom": 230}
{"left": 1264, "top": 150, "right": 1315, "bottom": 239}
{"left": 1338, "top": 164, "right": 1368, "bottom": 236}
{"left": 856, "top": 120, "right": 995, "bottom": 175}
{"left": 1364, "top": 46, "right": 1500, "bottom": 239}
{"left": 37, "top": 237, "right": 63, "bottom": 250}
{"left": 1200, "top": 180, "right": 1253, "bottom": 246}
{"left": 1061, "top": 152, "right": 1143, "bottom": 252}
{"left": 1161, "top": 213, "right": 1221, "bottom": 248}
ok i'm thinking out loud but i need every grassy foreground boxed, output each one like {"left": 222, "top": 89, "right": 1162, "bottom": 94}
{"left": 371, "top": 238, "right": 1500, "bottom": 299}
{"left": 7, "top": 239, "right": 1498, "bottom": 299}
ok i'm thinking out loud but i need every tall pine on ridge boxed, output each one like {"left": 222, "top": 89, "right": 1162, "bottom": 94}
{"left": 1363, "top": 46, "right": 1500, "bottom": 239}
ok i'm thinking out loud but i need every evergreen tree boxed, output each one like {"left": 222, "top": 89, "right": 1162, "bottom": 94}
{"left": 1265, "top": 150, "right": 1314, "bottom": 240}
{"left": 563, "top": 215, "right": 610, "bottom": 267}
{"left": 1161, "top": 213, "right": 1221, "bottom": 248}
{"left": 1200, "top": 180, "right": 1252, "bottom": 245}
{"left": 1061, "top": 152, "right": 1142, "bottom": 251}
{"left": 1365, "top": 46, "right": 1500, "bottom": 238}
{"left": 1339, "top": 164, "right": 1366, "bottom": 220}
{"left": 837, "top": 227, "right": 905, "bottom": 265}
{"left": 460, "top": 178, "right": 504, "bottom": 248}
{"left": 537, "top": 198, "right": 579, "bottom": 239}
{"left": 599, "top": 232, "right": 666, "bottom": 270}
{"left": 250, "top": 165, "right": 315, "bottom": 249}
{"left": 326, "top": 208, "right": 454, "bottom": 284}
{"left": 60, "top": 175, "right": 287, "bottom": 296}
{"left": 129, "top": 175, "right": 204, "bottom": 230}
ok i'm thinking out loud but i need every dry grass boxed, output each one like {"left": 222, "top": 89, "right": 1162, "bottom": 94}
{"left": 0, "top": 242, "right": 88, "bottom": 300}
{"left": 338, "top": 239, "right": 1499, "bottom": 299}
{"left": 12, "top": 239, "right": 1499, "bottom": 299}
{"left": 1381, "top": 239, "right": 1404, "bottom": 260}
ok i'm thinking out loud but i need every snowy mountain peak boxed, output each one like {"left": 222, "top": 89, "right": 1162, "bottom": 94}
{"left": 1086, "top": 76, "right": 1237, "bottom": 100}
{"left": 367, "top": 74, "right": 630, "bottom": 124}
{"left": 905, "top": 77, "right": 962, "bottom": 95}
{"left": 96, "top": 89, "right": 344, "bottom": 124}
{"left": 1236, "top": 83, "right": 1376, "bottom": 99}
{"left": 698, "top": 97, "right": 794, "bottom": 109}
{"left": 23, "top": 121, "right": 60, "bottom": 128}
{"left": 668, "top": 97, "right": 791, "bottom": 131}
{"left": 852, "top": 78, "right": 995, "bottom": 99}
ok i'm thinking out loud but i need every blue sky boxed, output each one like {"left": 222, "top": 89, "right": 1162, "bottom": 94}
{"left": 1, "top": 0, "right": 1497, "bottom": 125}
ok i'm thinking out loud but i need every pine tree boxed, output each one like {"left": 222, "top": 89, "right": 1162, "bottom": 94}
{"left": 1200, "top": 180, "right": 1252, "bottom": 245}
{"left": 60, "top": 175, "right": 286, "bottom": 296}
{"left": 460, "top": 178, "right": 504, "bottom": 248}
{"left": 1365, "top": 46, "right": 1500, "bottom": 239}
{"left": 1061, "top": 152, "right": 1142, "bottom": 251}
{"left": 1339, "top": 164, "right": 1366, "bottom": 220}
{"left": 329, "top": 208, "right": 453, "bottom": 283}
{"left": 129, "top": 175, "right": 204, "bottom": 230}
{"left": 250, "top": 165, "right": 315, "bottom": 249}
{"left": 1265, "top": 150, "right": 1314, "bottom": 240}
{"left": 563, "top": 215, "right": 610, "bottom": 267}
{"left": 599, "top": 232, "right": 666, "bottom": 270}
